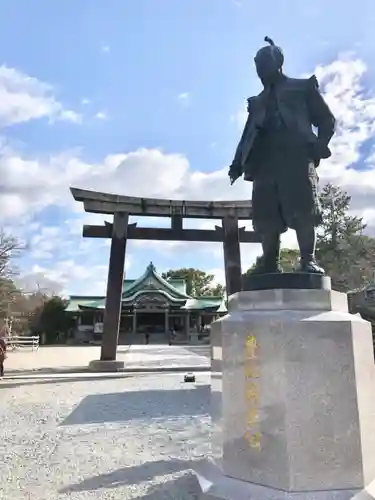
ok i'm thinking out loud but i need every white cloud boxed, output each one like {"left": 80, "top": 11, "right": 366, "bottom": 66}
{"left": 0, "top": 66, "right": 81, "bottom": 126}
{"left": 2, "top": 54, "right": 375, "bottom": 292}
{"left": 94, "top": 111, "right": 108, "bottom": 120}
{"left": 177, "top": 92, "right": 191, "bottom": 106}
{"left": 101, "top": 44, "right": 110, "bottom": 53}
{"left": 231, "top": 108, "right": 247, "bottom": 129}
{"left": 16, "top": 272, "right": 64, "bottom": 296}
{"left": 22, "top": 255, "right": 132, "bottom": 297}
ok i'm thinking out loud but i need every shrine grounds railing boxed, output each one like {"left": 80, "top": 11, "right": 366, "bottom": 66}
{"left": 7, "top": 335, "right": 40, "bottom": 351}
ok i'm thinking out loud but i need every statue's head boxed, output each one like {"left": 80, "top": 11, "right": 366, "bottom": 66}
{"left": 254, "top": 37, "right": 284, "bottom": 85}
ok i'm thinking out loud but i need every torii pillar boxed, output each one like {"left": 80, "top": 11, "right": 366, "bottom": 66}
{"left": 89, "top": 212, "right": 129, "bottom": 372}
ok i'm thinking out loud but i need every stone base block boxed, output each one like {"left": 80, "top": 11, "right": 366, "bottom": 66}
{"left": 243, "top": 271, "right": 331, "bottom": 291}
{"left": 195, "top": 461, "right": 375, "bottom": 500}
{"left": 88, "top": 359, "right": 124, "bottom": 372}
{"left": 209, "top": 289, "right": 375, "bottom": 491}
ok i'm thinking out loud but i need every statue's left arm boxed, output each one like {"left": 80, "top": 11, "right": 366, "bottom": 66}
{"left": 306, "top": 75, "right": 336, "bottom": 156}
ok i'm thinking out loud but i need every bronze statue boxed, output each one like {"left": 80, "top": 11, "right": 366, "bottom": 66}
{"left": 229, "top": 37, "right": 336, "bottom": 275}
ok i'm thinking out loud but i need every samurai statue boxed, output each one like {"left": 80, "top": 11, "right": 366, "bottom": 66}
{"left": 229, "top": 37, "right": 336, "bottom": 274}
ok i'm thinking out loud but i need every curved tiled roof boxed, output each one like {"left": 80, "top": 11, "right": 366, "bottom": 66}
{"left": 122, "top": 262, "right": 190, "bottom": 301}
{"left": 65, "top": 263, "right": 226, "bottom": 312}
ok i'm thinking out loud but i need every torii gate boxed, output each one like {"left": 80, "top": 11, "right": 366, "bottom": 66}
{"left": 70, "top": 187, "right": 261, "bottom": 369}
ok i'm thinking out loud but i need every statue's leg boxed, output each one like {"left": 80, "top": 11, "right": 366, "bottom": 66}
{"left": 249, "top": 232, "right": 282, "bottom": 274}
{"left": 294, "top": 221, "right": 325, "bottom": 274}
{"left": 252, "top": 178, "right": 285, "bottom": 274}
{"left": 261, "top": 232, "right": 282, "bottom": 273}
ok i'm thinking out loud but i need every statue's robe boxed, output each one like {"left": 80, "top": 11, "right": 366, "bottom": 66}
{"left": 232, "top": 74, "right": 336, "bottom": 234}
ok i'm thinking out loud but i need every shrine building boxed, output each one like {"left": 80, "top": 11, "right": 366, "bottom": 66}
{"left": 65, "top": 262, "right": 227, "bottom": 343}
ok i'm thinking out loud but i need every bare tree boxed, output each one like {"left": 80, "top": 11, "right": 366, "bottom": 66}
{"left": 0, "top": 230, "right": 24, "bottom": 280}
{"left": 0, "top": 230, "right": 24, "bottom": 329}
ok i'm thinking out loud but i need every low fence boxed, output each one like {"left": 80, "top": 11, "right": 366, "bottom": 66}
{"left": 7, "top": 336, "right": 40, "bottom": 351}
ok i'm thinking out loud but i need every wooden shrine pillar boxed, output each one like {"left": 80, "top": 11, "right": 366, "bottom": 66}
{"left": 101, "top": 213, "right": 129, "bottom": 361}
{"left": 185, "top": 311, "right": 190, "bottom": 338}
{"left": 164, "top": 309, "right": 169, "bottom": 334}
{"left": 222, "top": 215, "right": 242, "bottom": 297}
{"left": 132, "top": 309, "right": 137, "bottom": 335}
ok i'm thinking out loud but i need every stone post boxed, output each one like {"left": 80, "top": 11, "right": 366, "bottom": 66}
{"left": 89, "top": 213, "right": 128, "bottom": 372}
{"left": 195, "top": 288, "right": 375, "bottom": 499}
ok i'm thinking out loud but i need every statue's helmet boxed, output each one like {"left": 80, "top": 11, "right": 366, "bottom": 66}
{"left": 254, "top": 37, "right": 284, "bottom": 81}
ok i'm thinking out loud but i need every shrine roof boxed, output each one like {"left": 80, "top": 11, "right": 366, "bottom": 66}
{"left": 65, "top": 296, "right": 104, "bottom": 312}
{"left": 65, "top": 263, "right": 226, "bottom": 312}
{"left": 121, "top": 262, "right": 190, "bottom": 302}
{"left": 182, "top": 297, "right": 226, "bottom": 311}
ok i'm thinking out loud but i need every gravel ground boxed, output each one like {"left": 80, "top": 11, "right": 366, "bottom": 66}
{"left": 0, "top": 373, "right": 211, "bottom": 499}
{"left": 5, "top": 345, "right": 210, "bottom": 374}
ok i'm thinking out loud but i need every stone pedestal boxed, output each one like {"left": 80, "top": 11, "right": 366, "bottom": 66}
{"left": 88, "top": 359, "right": 124, "bottom": 372}
{"left": 196, "top": 289, "right": 375, "bottom": 500}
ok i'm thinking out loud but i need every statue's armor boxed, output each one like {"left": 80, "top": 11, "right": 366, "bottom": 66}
{"left": 229, "top": 37, "right": 336, "bottom": 274}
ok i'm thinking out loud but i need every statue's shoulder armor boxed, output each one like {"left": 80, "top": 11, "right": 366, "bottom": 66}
{"left": 283, "top": 74, "right": 319, "bottom": 91}
{"left": 247, "top": 91, "right": 265, "bottom": 109}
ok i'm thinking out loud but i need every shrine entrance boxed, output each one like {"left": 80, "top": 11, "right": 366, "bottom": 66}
{"left": 132, "top": 292, "right": 169, "bottom": 337}
{"left": 136, "top": 312, "right": 164, "bottom": 331}
{"left": 70, "top": 187, "right": 261, "bottom": 365}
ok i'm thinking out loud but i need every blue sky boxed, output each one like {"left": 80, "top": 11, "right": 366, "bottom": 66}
{"left": 1, "top": 0, "right": 375, "bottom": 295}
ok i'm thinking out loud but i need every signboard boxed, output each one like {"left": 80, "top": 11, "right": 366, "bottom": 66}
{"left": 94, "top": 322, "right": 103, "bottom": 334}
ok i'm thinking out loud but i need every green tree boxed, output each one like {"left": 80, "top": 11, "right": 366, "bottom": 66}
{"left": 209, "top": 283, "right": 226, "bottom": 296}
{"left": 243, "top": 256, "right": 262, "bottom": 277}
{"left": 316, "top": 184, "right": 375, "bottom": 291}
{"left": 279, "top": 248, "right": 300, "bottom": 272}
{"left": 242, "top": 248, "right": 300, "bottom": 281}
{"left": 31, "top": 295, "right": 70, "bottom": 343}
{"left": 162, "top": 268, "right": 224, "bottom": 296}
{"left": 317, "top": 183, "right": 365, "bottom": 253}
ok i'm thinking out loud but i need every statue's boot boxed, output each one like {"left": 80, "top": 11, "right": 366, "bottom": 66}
{"left": 295, "top": 222, "right": 325, "bottom": 275}
{"left": 250, "top": 232, "right": 283, "bottom": 275}
{"left": 299, "top": 259, "right": 325, "bottom": 274}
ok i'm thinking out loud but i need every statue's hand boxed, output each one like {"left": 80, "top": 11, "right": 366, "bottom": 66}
{"left": 309, "top": 140, "right": 331, "bottom": 165}
{"left": 228, "top": 162, "right": 242, "bottom": 185}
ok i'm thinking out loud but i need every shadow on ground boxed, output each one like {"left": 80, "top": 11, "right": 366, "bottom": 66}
{"left": 60, "top": 458, "right": 202, "bottom": 496}
{"left": 60, "top": 384, "right": 210, "bottom": 426}
{"left": 141, "top": 474, "right": 200, "bottom": 500}
{"left": 119, "top": 345, "right": 210, "bottom": 356}
{"left": 5, "top": 367, "right": 89, "bottom": 376}
{"left": 0, "top": 373, "right": 138, "bottom": 389}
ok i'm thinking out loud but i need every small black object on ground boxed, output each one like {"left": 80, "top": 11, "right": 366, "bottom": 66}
{"left": 184, "top": 372, "right": 196, "bottom": 383}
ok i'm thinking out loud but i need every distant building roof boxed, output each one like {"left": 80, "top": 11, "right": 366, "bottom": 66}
{"left": 65, "top": 262, "right": 226, "bottom": 313}
{"left": 65, "top": 296, "right": 105, "bottom": 312}
{"left": 182, "top": 297, "right": 225, "bottom": 310}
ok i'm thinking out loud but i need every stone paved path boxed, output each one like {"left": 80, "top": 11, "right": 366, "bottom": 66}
{"left": 4, "top": 345, "right": 210, "bottom": 375}
{"left": 0, "top": 373, "right": 210, "bottom": 499}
